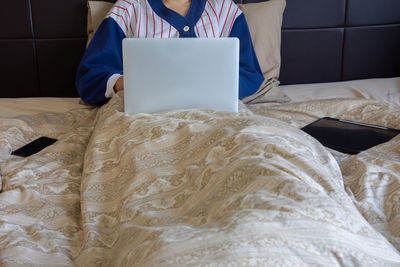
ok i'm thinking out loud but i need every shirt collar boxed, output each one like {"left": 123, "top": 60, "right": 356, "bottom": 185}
{"left": 148, "top": 0, "right": 206, "bottom": 37}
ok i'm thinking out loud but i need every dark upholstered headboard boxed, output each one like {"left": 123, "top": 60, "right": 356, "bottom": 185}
{"left": 1, "top": 0, "right": 399, "bottom": 97}
{"left": 1, "top": 0, "right": 88, "bottom": 97}
{"left": 279, "top": 0, "right": 400, "bottom": 85}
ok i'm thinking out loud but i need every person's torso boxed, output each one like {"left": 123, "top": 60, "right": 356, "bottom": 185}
{"left": 107, "top": 0, "right": 242, "bottom": 38}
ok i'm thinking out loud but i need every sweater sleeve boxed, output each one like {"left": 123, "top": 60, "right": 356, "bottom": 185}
{"left": 229, "top": 13, "right": 264, "bottom": 99}
{"left": 76, "top": 17, "right": 126, "bottom": 106}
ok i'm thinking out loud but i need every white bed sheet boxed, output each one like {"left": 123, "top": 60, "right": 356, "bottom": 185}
{"left": 281, "top": 77, "right": 400, "bottom": 107}
{"left": 1, "top": 77, "right": 399, "bottom": 118}
{"left": 0, "top": 97, "right": 90, "bottom": 117}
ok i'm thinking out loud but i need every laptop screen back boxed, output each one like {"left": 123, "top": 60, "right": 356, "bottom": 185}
{"left": 122, "top": 38, "right": 239, "bottom": 115}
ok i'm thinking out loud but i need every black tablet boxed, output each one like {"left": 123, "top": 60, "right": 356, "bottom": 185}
{"left": 11, "top": 137, "right": 57, "bottom": 157}
{"left": 301, "top": 117, "right": 400, "bottom": 154}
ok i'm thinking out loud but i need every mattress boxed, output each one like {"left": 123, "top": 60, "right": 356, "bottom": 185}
{"left": 1, "top": 77, "right": 398, "bottom": 118}
{"left": 0, "top": 97, "right": 92, "bottom": 118}
{"left": 281, "top": 77, "right": 400, "bottom": 107}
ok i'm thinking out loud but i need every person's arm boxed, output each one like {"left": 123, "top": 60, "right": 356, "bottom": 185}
{"left": 114, "top": 76, "right": 124, "bottom": 92}
{"left": 76, "top": 17, "right": 125, "bottom": 106}
{"left": 228, "top": 13, "right": 264, "bottom": 99}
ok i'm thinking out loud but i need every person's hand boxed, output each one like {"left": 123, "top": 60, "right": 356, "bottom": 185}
{"left": 114, "top": 76, "right": 124, "bottom": 92}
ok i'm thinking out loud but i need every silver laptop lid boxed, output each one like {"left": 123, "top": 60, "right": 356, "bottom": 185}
{"left": 122, "top": 38, "right": 239, "bottom": 115}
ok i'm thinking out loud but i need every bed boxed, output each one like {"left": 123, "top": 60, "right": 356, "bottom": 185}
{"left": 1, "top": 0, "right": 400, "bottom": 266}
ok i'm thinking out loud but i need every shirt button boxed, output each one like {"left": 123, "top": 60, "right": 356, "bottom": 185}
{"left": 183, "top": 26, "right": 190, "bottom": 32}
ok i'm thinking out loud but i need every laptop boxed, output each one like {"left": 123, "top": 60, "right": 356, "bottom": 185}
{"left": 122, "top": 38, "right": 239, "bottom": 115}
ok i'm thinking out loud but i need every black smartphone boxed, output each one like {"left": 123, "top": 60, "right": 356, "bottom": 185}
{"left": 11, "top": 137, "right": 58, "bottom": 157}
{"left": 301, "top": 117, "right": 400, "bottom": 154}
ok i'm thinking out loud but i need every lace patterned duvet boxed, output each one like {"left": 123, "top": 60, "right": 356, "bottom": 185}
{"left": 0, "top": 94, "right": 399, "bottom": 266}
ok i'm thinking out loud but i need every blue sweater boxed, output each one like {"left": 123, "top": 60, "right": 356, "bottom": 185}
{"left": 76, "top": 0, "right": 264, "bottom": 106}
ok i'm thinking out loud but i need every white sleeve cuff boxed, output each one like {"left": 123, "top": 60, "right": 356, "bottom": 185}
{"left": 105, "top": 74, "right": 123, "bottom": 98}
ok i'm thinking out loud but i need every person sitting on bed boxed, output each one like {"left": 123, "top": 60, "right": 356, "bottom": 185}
{"left": 76, "top": 0, "right": 264, "bottom": 106}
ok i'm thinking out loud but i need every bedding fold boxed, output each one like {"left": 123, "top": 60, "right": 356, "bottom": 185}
{"left": 0, "top": 108, "right": 97, "bottom": 265}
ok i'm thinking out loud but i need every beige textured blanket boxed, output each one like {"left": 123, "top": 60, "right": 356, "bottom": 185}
{"left": 1, "top": 95, "right": 399, "bottom": 266}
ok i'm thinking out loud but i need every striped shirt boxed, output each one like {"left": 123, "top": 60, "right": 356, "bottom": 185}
{"left": 108, "top": 0, "right": 241, "bottom": 38}
{"left": 76, "top": 0, "right": 264, "bottom": 106}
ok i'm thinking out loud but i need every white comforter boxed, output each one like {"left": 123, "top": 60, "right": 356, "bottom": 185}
{"left": 1, "top": 94, "right": 399, "bottom": 266}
